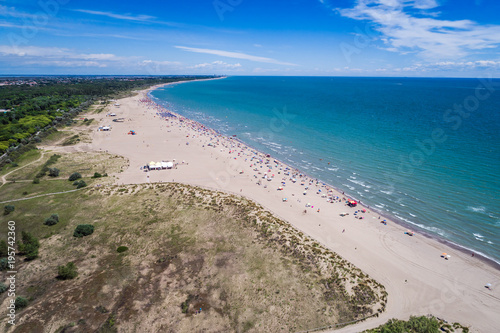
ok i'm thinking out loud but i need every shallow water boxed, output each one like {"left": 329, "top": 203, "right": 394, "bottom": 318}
{"left": 151, "top": 76, "right": 500, "bottom": 263}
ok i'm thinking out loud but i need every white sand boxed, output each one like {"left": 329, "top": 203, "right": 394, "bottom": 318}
{"left": 89, "top": 82, "right": 500, "bottom": 332}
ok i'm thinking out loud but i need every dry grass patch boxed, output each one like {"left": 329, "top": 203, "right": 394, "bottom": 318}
{"left": 0, "top": 183, "right": 385, "bottom": 333}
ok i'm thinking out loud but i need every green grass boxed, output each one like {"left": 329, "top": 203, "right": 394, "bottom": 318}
{"left": 41, "top": 130, "right": 73, "bottom": 146}
{"left": 0, "top": 149, "right": 41, "bottom": 178}
{"left": 0, "top": 183, "right": 386, "bottom": 333}
{"left": 61, "top": 134, "right": 80, "bottom": 146}
{"left": 2, "top": 151, "right": 124, "bottom": 187}
{"left": 0, "top": 179, "right": 82, "bottom": 203}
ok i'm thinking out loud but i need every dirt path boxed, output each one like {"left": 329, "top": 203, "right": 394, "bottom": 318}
{"left": 0, "top": 150, "right": 45, "bottom": 189}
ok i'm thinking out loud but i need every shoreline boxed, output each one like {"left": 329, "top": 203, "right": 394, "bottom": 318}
{"left": 147, "top": 79, "right": 500, "bottom": 270}
{"left": 88, "top": 80, "right": 500, "bottom": 332}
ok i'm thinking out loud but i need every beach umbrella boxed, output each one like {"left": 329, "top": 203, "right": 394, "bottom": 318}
{"left": 441, "top": 253, "right": 447, "bottom": 257}
{"left": 485, "top": 283, "right": 492, "bottom": 289}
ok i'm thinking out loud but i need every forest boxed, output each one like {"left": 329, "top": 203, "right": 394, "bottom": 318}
{"left": 0, "top": 76, "right": 209, "bottom": 156}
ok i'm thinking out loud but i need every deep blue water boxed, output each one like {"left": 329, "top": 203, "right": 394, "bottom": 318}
{"left": 151, "top": 76, "right": 500, "bottom": 264}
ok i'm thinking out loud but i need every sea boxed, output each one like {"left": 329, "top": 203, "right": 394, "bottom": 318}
{"left": 150, "top": 76, "right": 500, "bottom": 265}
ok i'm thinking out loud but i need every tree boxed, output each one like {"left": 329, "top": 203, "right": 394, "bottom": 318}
{"left": 76, "top": 180, "right": 87, "bottom": 189}
{"left": 44, "top": 213, "right": 59, "bottom": 226}
{"left": 18, "top": 231, "right": 39, "bottom": 260}
{"left": 14, "top": 296, "right": 28, "bottom": 310}
{"left": 68, "top": 172, "right": 81, "bottom": 181}
{"left": 3, "top": 205, "right": 15, "bottom": 215}
{"left": 73, "top": 224, "right": 94, "bottom": 238}
{"left": 48, "top": 167, "right": 60, "bottom": 177}
{"left": 57, "top": 262, "right": 78, "bottom": 280}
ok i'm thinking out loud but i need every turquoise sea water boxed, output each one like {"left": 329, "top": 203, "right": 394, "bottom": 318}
{"left": 151, "top": 76, "right": 500, "bottom": 264}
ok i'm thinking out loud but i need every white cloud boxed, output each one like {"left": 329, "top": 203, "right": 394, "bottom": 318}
{"left": 433, "top": 60, "right": 500, "bottom": 68}
{"left": 335, "top": 0, "right": 500, "bottom": 59}
{"left": 73, "top": 9, "right": 156, "bottom": 22}
{"left": 0, "top": 21, "right": 29, "bottom": 29}
{"left": 175, "top": 46, "right": 297, "bottom": 66}
{"left": 0, "top": 45, "right": 122, "bottom": 61}
{"left": 24, "top": 60, "right": 108, "bottom": 68}
{"left": 376, "top": 59, "right": 500, "bottom": 73}
{"left": 190, "top": 61, "right": 242, "bottom": 70}
{"left": 141, "top": 60, "right": 181, "bottom": 66}
{"left": 0, "top": 45, "right": 127, "bottom": 68}
{"left": 0, "top": 45, "right": 186, "bottom": 71}
{"left": 0, "top": 5, "right": 37, "bottom": 19}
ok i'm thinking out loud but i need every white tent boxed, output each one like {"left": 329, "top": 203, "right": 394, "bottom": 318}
{"left": 161, "top": 161, "right": 174, "bottom": 169}
{"left": 148, "top": 161, "right": 161, "bottom": 170}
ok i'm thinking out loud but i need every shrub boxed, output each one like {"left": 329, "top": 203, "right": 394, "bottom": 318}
{"left": 73, "top": 224, "right": 94, "bottom": 238}
{"left": 0, "top": 283, "right": 7, "bottom": 293}
{"left": 32, "top": 178, "right": 40, "bottom": 184}
{"left": 44, "top": 214, "right": 59, "bottom": 226}
{"left": 76, "top": 180, "right": 87, "bottom": 189}
{"left": 117, "top": 246, "right": 128, "bottom": 253}
{"left": 92, "top": 172, "right": 102, "bottom": 178}
{"left": 57, "top": 262, "right": 78, "bottom": 280}
{"left": 48, "top": 167, "right": 60, "bottom": 177}
{"left": 14, "top": 296, "right": 28, "bottom": 309}
{"left": 0, "top": 240, "right": 7, "bottom": 257}
{"left": 35, "top": 154, "right": 61, "bottom": 178}
{"left": 0, "top": 258, "right": 7, "bottom": 271}
{"left": 4, "top": 205, "right": 15, "bottom": 215}
{"left": 68, "top": 172, "right": 82, "bottom": 181}
{"left": 18, "top": 231, "right": 39, "bottom": 260}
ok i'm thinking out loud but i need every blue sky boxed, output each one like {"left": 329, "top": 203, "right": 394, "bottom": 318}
{"left": 0, "top": 0, "right": 499, "bottom": 76}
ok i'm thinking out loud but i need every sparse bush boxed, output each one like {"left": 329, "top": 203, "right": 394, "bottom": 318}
{"left": 57, "top": 262, "right": 78, "bottom": 280}
{"left": 117, "top": 246, "right": 128, "bottom": 253}
{"left": 96, "top": 305, "right": 108, "bottom": 313}
{"left": 48, "top": 167, "right": 60, "bottom": 177}
{"left": 69, "top": 172, "right": 82, "bottom": 181}
{"left": 92, "top": 172, "right": 102, "bottom": 178}
{"left": 32, "top": 178, "right": 40, "bottom": 184}
{"left": 44, "top": 214, "right": 59, "bottom": 226}
{"left": 0, "top": 283, "right": 7, "bottom": 293}
{"left": 73, "top": 224, "right": 94, "bottom": 238}
{"left": 17, "top": 231, "right": 39, "bottom": 260}
{"left": 0, "top": 258, "right": 7, "bottom": 271}
{"left": 4, "top": 205, "right": 15, "bottom": 215}
{"left": 14, "top": 296, "right": 28, "bottom": 310}
{"left": 368, "top": 315, "right": 440, "bottom": 333}
{"left": 0, "top": 240, "right": 7, "bottom": 257}
{"left": 76, "top": 180, "right": 87, "bottom": 189}
{"left": 35, "top": 154, "right": 61, "bottom": 178}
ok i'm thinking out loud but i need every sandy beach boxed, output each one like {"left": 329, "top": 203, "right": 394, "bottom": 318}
{"left": 87, "top": 81, "right": 499, "bottom": 332}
